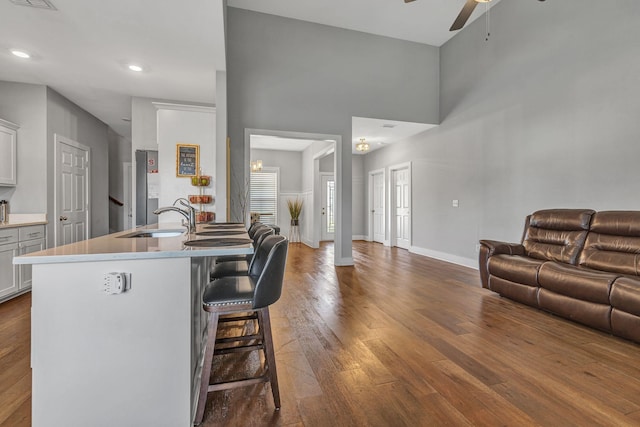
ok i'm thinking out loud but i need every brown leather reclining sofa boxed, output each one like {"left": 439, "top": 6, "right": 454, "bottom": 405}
{"left": 479, "top": 209, "right": 640, "bottom": 344}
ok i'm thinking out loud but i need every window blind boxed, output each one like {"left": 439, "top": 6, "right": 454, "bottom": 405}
{"left": 250, "top": 169, "right": 278, "bottom": 225}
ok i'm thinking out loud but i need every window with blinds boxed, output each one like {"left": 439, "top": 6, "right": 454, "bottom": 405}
{"left": 250, "top": 168, "right": 278, "bottom": 225}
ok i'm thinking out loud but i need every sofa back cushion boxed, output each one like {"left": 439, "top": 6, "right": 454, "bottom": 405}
{"left": 522, "top": 209, "right": 595, "bottom": 264}
{"left": 579, "top": 211, "right": 640, "bottom": 276}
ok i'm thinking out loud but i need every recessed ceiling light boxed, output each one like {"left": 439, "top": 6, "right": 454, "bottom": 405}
{"left": 128, "top": 64, "right": 143, "bottom": 72}
{"left": 11, "top": 49, "right": 30, "bottom": 59}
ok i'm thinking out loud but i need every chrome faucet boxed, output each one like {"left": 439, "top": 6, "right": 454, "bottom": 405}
{"left": 153, "top": 198, "right": 197, "bottom": 232}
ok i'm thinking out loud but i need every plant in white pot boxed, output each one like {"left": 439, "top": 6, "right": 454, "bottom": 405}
{"left": 287, "top": 197, "right": 303, "bottom": 226}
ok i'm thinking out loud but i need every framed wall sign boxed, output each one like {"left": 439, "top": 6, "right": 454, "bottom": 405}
{"left": 176, "top": 143, "right": 200, "bottom": 177}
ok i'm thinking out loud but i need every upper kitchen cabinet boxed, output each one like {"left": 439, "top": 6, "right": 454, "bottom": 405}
{"left": 0, "top": 118, "right": 19, "bottom": 186}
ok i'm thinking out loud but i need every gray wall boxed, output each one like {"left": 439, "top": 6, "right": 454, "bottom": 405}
{"left": 108, "top": 128, "right": 132, "bottom": 233}
{"left": 319, "top": 153, "right": 334, "bottom": 173}
{"left": 0, "top": 82, "right": 47, "bottom": 212}
{"left": 250, "top": 149, "right": 303, "bottom": 193}
{"left": 352, "top": 154, "right": 365, "bottom": 237}
{"left": 226, "top": 7, "right": 440, "bottom": 263}
{"left": 47, "top": 88, "right": 110, "bottom": 241}
{"left": 364, "top": 0, "right": 640, "bottom": 266}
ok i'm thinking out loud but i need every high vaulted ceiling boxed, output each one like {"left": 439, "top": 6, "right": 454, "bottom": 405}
{"left": 228, "top": 0, "right": 503, "bottom": 46}
{"left": 0, "top": 0, "right": 499, "bottom": 142}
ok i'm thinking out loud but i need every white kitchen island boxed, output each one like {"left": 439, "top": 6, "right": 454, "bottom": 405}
{"left": 13, "top": 223, "right": 252, "bottom": 427}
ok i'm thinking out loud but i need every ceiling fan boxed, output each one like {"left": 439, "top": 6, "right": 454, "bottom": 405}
{"left": 404, "top": 0, "right": 546, "bottom": 32}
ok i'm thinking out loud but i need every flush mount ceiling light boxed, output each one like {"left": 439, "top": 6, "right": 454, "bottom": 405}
{"left": 128, "top": 64, "right": 143, "bottom": 72}
{"left": 355, "top": 138, "right": 370, "bottom": 152}
{"left": 11, "top": 49, "right": 30, "bottom": 59}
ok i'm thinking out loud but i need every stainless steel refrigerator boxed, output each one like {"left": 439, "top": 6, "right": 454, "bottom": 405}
{"left": 135, "top": 150, "right": 159, "bottom": 226}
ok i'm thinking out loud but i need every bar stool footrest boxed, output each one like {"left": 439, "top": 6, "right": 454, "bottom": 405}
{"left": 216, "top": 334, "right": 261, "bottom": 344}
{"left": 207, "top": 374, "right": 269, "bottom": 392}
{"left": 214, "top": 343, "right": 264, "bottom": 355}
{"left": 219, "top": 313, "right": 258, "bottom": 323}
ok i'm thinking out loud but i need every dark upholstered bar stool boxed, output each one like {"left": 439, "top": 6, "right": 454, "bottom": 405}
{"left": 194, "top": 235, "right": 289, "bottom": 425}
{"left": 248, "top": 221, "right": 264, "bottom": 238}
{"left": 210, "top": 226, "right": 274, "bottom": 279}
{"left": 213, "top": 223, "right": 269, "bottom": 265}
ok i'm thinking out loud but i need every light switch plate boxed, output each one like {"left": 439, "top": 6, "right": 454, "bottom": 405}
{"left": 452, "top": 199, "right": 459, "bottom": 208}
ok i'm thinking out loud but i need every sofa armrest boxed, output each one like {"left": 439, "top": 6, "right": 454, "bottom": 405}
{"left": 478, "top": 240, "right": 525, "bottom": 289}
{"left": 479, "top": 240, "right": 525, "bottom": 257}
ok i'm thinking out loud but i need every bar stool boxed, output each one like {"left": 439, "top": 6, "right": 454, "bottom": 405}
{"left": 213, "top": 224, "right": 270, "bottom": 265}
{"left": 210, "top": 226, "right": 274, "bottom": 279}
{"left": 248, "top": 221, "right": 264, "bottom": 238}
{"left": 194, "top": 235, "right": 289, "bottom": 425}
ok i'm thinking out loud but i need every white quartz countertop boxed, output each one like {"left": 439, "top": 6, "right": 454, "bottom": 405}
{"left": 14, "top": 223, "right": 252, "bottom": 265}
{"left": 0, "top": 213, "right": 47, "bottom": 228}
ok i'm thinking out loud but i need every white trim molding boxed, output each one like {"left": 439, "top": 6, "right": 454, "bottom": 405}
{"left": 335, "top": 257, "right": 354, "bottom": 266}
{"left": 409, "top": 245, "right": 478, "bottom": 270}
{"left": 151, "top": 102, "right": 216, "bottom": 114}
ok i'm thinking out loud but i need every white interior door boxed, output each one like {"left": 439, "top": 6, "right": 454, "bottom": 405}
{"left": 56, "top": 135, "right": 90, "bottom": 247}
{"left": 393, "top": 167, "right": 411, "bottom": 249}
{"left": 371, "top": 171, "right": 385, "bottom": 243}
{"left": 321, "top": 174, "right": 335, "bottom": 241}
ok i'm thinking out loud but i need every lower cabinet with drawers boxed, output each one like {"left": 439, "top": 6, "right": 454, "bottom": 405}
{"left": 0, "top": 224, "right": 46, "bottom": 302}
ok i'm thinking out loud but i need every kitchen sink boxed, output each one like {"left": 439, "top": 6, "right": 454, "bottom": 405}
{"left": 118, "top": 229, "right": 185, "bottom": 238}
{"left": 183, "top": 238, "right": 252, "bottom": 247}
{"left": 195, "top": 230, "right": 246, "bottom": 236}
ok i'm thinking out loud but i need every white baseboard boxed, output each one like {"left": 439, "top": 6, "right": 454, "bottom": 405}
{"left": 335, "top": 257, "right": 354, "bottom": 266}
{"left": 301, "top": 238, "right": 316, "bottom": 248}
{"left": 409, "top": 245, "right": 478, "bottom": 270}
{"left": 352, "top": 235, "right": 367, "bottom": 241}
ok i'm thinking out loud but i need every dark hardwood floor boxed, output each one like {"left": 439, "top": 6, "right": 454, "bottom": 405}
{"left": 0, "top": 292, "right": 31, "bottom": 427}
{"left": 3, "top": 241, "right": 640, "bottom": 426}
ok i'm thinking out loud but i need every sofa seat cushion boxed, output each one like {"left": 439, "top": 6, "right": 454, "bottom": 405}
{"left": 611, "top": 277, "right": 640, "bottom": 316}
{"left": 611, "top": 309, "right": 640, "bottom": 343}
{"left": 538, "top": 289, "right": 612, "bottom": 332}
{"left": 488, "top": 255, "right": 545, "bottom": 286}
{"left": 488, "top": 276, "right": 539, "bottom": 307}
{"left": 610, "top": 277, "right": 640, "bottom": 342}
{"left": 538, "top": 262, "right": 618, "bottom": 304}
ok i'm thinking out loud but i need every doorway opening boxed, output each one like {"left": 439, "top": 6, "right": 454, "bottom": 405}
{"left": 244, "top": 128, "right": 344, "bottom": 265}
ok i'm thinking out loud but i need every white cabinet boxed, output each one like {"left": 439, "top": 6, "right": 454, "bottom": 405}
{"left": 19, "top": 225, "right": 46, "bottom": 290}
{"left": 0, "top": 228, "right": 19, "bottom": 299}
{"left": 0, "top": 118, "right": 19, "bottom": 186}
{"left": 0, "top": 224, "right": 46, "bottom": 302}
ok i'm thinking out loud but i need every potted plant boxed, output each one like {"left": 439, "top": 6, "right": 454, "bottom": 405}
{"left": 287, "top": 197, "right": 303, "bottom": 226}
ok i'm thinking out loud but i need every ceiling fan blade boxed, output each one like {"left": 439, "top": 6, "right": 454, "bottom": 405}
{"left": 450, "top": 0, "right": 478, "bottom": 31}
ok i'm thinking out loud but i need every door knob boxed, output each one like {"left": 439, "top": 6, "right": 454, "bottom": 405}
{"left": 59, "top": 216, "right": 68, "bottom": 221}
